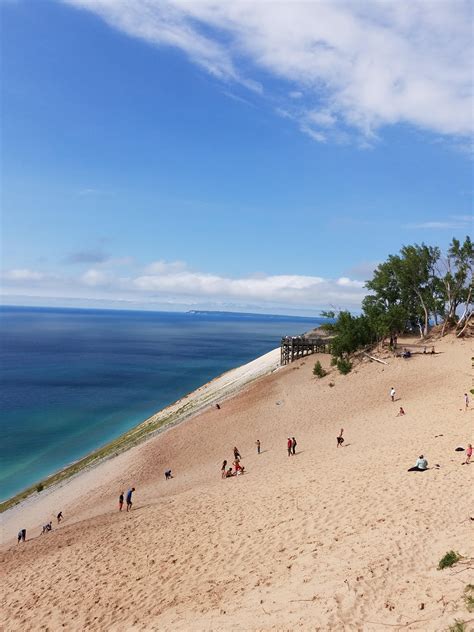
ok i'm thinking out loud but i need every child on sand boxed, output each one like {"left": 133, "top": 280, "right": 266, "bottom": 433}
{"left": 126, "top": 488, "right": 135, "bottom": 512}
{"left": 463, "top": 444, "right": 472, "bottom": 465}
{"left": 119, "top": 491, "right": 124, "bottom": 511}
{"left": 390, "top": 387, "right": 396, "bottom": 402}
{"left": 337, "top": 428, "right": 344, "bottom": 447}
{"left": 225, "top": 467, "right": 234, "bottom": 478}
{"left": 256, "top": 439, "right": 261, "bottom": 454}
{"left": 397, "top": 407, "right": 405, "bottom": 416}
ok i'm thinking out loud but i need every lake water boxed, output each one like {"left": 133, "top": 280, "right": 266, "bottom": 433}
{"left": 0, "top": 306, "right": 323, "bottom": 500}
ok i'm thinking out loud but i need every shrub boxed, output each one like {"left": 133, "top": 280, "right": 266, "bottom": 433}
{"left": 470, "top": 389, "right": 474, "bottom": 395}
{"left": 313, "top": 361, "right": 327, "bottom": 378}
{"left": 464, "top": 585, "right": 474, "bottom": 612}
{"left": 328, "top": 382, "right": 335, "bottom": 388}
{"left": 447, "top": 620, "right": 466, "bottom": 632}
{"left": 36, "top": 482, "right": 44, "bottom": 493}
{"left": 336, "top": 358, "right": 352, "bottom": 375}
{"left": 438, "top": 550, "right": 461, "bottom": 570}
{"left": 330, "top": 357, "right": 337, "bottom": 366}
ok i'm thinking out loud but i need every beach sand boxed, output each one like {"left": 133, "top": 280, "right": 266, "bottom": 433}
{"left": 1, "top": 335, "right": 473, "bottom": 631}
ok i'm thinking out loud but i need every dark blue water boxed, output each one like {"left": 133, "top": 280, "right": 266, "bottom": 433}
{"left": 0, "top": 306, "right": 323, "bottom": 501}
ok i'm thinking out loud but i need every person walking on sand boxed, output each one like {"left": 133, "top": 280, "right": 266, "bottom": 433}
{"left": 233, "top": 446, "right": 241, "bottom": 460}
{"left": 463, "top": 444, "right": 472, "bottom": 465}
{"left": 464, "top": 393, "right": 469, "bottom": 411}
{"left": 119, "top": 491, "right": 124, "bottom": 511}
{"left": 17, "top": 529, "right": 26, "bottom": 543}
{"left": 126, "top": 487, "right": 135, "bottom": 512}
{"left": 57, "top": 511, "right": 63, "bottom": 523}
{"left": 337, "top": 428, "right": 344, "bottom": 447}
{"left": 390, "top": 387, "right": 396, "bottom": 402}
{"left": 221, "top": 460, "right": 227, "bottom": 478}
{"left": 397, "top": 407, "right": 405, "bottom": 417}
{"left": 256, "top": 439, "right": 261, "bottom": 454}
{"left": 291, "top": 437, "right": 297, "bottom": 455}
{"left": 287, "top": 437, "right": 292, "bottom": 457}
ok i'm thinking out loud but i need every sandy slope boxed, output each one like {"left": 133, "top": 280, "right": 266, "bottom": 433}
{"left": 1, "top": 335, "right": 473, "bottom": 631}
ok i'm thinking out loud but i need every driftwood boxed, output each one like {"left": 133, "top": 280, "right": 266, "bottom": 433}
{"left": 363, "top": 353, "right": 388, "bottom": 365}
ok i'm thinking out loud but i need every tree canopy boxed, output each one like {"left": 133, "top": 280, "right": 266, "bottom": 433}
{"left": 323, "top": 236, "right": 472, "bottom": 360}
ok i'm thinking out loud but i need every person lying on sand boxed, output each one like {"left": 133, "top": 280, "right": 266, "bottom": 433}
{"left": 397, "top": 407, "right": 405, "bottom": 416}
{"left": 337, "top": 428, "right": 344, "bottom": 447}
{"left": 408, "top": 455, "right": 428, "bottom": 471}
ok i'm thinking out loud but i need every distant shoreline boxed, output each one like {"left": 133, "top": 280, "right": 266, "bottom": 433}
{"left": 0, "top": 347, "right": 281, "bottom": 514}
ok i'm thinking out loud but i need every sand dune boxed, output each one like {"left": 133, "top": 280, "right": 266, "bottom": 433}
{"left": 1, "top": 335, "right": 473, "bottom": 631}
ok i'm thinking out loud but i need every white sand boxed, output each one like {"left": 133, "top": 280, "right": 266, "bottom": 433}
{"left": 1, "top": 335, "right": 473, "bottom": 631}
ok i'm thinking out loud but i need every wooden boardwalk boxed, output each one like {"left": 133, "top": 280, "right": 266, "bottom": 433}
{"left": 280, "top": 336, "right": 331, "bottom": 365}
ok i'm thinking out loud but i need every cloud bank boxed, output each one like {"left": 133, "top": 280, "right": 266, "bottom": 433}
{"left": 1, "top": 259, "right": 366, "bottom": 312}
{"left": 63, "top": 0, "right": 473, "bottom": 143}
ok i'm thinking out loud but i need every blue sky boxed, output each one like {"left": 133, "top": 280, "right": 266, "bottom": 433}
{"left": 1, "top": 0, "right": 472, "bottom": 315}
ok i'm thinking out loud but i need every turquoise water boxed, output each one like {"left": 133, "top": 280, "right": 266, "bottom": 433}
{"left": 0, "top": 306, "right": 323, "bottom": 501}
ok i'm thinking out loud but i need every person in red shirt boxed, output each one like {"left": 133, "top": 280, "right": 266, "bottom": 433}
{"left": 287, "top": 437, "right": 292, "bottom": 456}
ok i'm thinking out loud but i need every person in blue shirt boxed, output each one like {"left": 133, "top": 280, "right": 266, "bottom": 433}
{"left": 126, "top": 487, "right": 135, "bottom": 512}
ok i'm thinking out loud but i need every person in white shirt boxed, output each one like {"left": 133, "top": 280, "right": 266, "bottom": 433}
{"left": 390, "top": 387, "right": 396, "bottom": 402}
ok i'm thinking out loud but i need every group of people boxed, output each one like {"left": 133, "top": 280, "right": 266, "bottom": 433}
{"left": 18, "top": 511, "right": 62, "bottom": 544}
{"left": 391, "top": 386, "right": 471, "bottom": 471}
{"left": 118, "top": 488, "right": 135, "bottom": 512}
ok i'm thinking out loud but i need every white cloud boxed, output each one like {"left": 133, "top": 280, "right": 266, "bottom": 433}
{"left": 3, "top": 268, "right": 45, "bottom": 281}
{"left": 63, "top": 0, "right": 473, "bottom": 144}
{"left": 1, "top": 260, "right": 367, "bottom": 310}
{"left": 404, "top": 216, "right": 472, "bottom": 230}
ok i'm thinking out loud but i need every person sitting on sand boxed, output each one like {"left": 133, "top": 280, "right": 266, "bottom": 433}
{"left": 337, "top": 428, "right": 344, "bottom": 447}
{"left": 165, "top": 469, "right": 173, "bottom": 480}
{"left": 397, "top": 407, "right": 405, "bottom": 417}
{"left": 221, "top": 460, "right": 227, "bottom": 478}
{"left": 57, "top": 511, "right": 63, "bottom": 523}
{"left": 233, "top": 446, "right": 241, "bottom": 460}
{"left": 225, "top": 468, "right": 235, "bottom": 478}
{"left": 463, "top": 444, "right": 472, "bottom": 465}
{"left": 408, "top": 455, "right": 428, "bottom": 471}
{"left": 234, "top": 459, "right": 243, "bottom": 474}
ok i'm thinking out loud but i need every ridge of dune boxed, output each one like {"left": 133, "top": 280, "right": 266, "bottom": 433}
{"left": 2, "top": 335, "right": 473, "bottom": 631}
